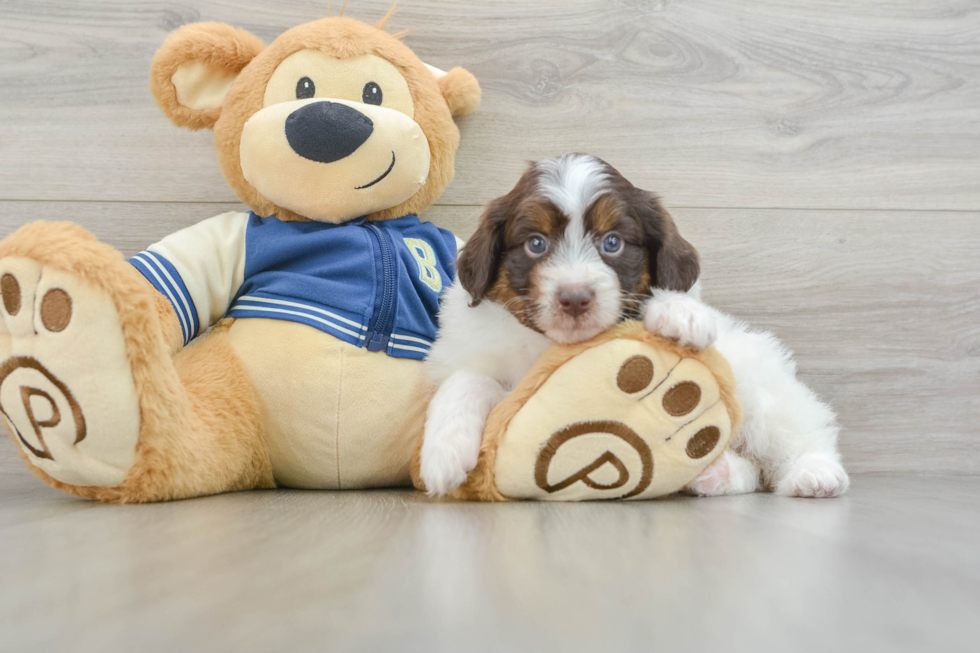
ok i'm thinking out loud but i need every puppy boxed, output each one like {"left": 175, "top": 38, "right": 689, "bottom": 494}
{"left": 421, "top": 153, "right": 849, "bottom": 498}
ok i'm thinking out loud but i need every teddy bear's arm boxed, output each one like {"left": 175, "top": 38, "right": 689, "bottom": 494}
{"left": 128, "top": 211, "right": 250, "bottom": 346}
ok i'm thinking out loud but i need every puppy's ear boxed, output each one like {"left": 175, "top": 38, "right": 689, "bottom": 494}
{"left": 656, "top": 229, "right": 700, "bottom": 292}
{"left": 457, "top": 196, "right": 509, "bottom": 305}
{"left": 633, "top": 190, "right": 700, "bottom": 292}
{"left": 150, "top": 22, "right": 264, "bottom": 131}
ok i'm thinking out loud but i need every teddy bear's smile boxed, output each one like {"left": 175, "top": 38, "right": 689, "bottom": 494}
{"left": 355, "top": 151, "right": 397, "bottom": 190}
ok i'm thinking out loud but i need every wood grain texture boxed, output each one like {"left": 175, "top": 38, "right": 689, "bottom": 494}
{"left": 1, "top": 201, "right": 977, "bottom": 473}
{"left": 0, "top": 0, "right": 978, "bottom": 208}
{"left": 0, "top": 470, "right": 978, "bottom": 652}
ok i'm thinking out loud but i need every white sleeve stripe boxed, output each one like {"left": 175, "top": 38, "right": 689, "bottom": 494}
{"left": 142, "top": 211, "right": 249, "bottom": 333}
{"left": 229, "top": 303, "right": 367, "bottom": 340}
{"left": 389, "top": 333, "right": 432, "bottom": 346}
{"left": 141, "top": 251, "right": 199, "bottom": 336}
{"left": 131, "top": 253, "right": 190, "bottom": 331}
{"left": 131, "top": 255, "right": 190, "bottom": 343}
{"left": 389, "top": 342, "right": 431, "bottom": 354}
{"left": 236, "top": 295, "right": 366, "bottom": 330}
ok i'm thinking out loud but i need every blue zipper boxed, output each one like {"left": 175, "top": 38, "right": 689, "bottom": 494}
{"left": 363, "top": 222, "right": 397, "bottom": 352}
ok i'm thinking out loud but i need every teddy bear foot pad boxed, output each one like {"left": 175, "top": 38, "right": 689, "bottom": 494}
{"left": 0, "top": 256, "right": 141, "bottom": 487}
{"left": 464, "top": 325, "right": 740, "bottom": 502}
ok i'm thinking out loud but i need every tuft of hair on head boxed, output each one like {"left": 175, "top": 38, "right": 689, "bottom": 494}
{"left": 339, "top": 0, "right": 350, "bottom": 17}
{"left": 376, "top": 1, "right": 398, "bottom": 30}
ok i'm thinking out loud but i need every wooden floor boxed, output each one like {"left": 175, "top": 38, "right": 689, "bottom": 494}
{"left": 1, "top": 1, "right": 978, "bottom": 650}
{"left": 2, "top": 462, "right": 979, "bottom": 652}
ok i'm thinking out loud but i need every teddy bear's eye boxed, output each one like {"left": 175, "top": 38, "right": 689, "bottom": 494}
{"left": 296, "top": 77, "right": 316, "bottom": 100}
{"left": 362, "top": 82, "right": 383, "bottom": 106}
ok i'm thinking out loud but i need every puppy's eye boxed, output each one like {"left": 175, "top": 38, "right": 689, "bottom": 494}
{"left": 525, "top": 235, "right": 549, "bottom": 257}
{"left": 296, "top": 77, "right": 316, "bottom": 100}
{"left": 362, "top": 82, "right": 383, "bottom": 105}
{"left": 601, "top": 233, "right": 623, "bottom": 255}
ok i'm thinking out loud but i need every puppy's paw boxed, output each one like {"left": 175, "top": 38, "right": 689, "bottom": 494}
{"left": 685, "top": 455, "right": 730, "bottom": 496}
{"left": 419, "top": 442, "right": 470, "bottom": 497}
{"left": 775, "top": 453, "right": 850, "bottom": 498}
{"left": 685, "top": 451, "right": 760, "bottom": 496}
{"left": 643, "top": 290, "right": 718, "bottom": 350}
{"left": 419, "top": 418, "right": 483, "bottom": 497}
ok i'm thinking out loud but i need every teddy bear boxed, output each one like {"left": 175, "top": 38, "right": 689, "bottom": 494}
{"left": 0, "top": 13, "right": 481, "bottom": 502}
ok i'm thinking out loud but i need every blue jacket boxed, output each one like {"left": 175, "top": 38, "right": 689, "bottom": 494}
{"left": 130, "top": 212, "right": 457, "bottom": 360}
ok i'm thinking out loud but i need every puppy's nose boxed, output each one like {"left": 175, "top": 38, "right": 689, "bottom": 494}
{"left": 285, "top": 101, "right": 374, "bottom": 164}
{"left": 558, "top": 287, "right": 595, "bottom": 318}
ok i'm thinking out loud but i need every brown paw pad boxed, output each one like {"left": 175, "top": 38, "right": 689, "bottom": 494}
{"left": 40, "top": 288, "right": 72, "bottom": 332}
{"left": 662, "top": 381, "right": 701, "bottom": 416}
{"left": 1, "top": 273, "right": 21, "bottom": 316}
{"left": 0, "top": 264, "right": 73, "bottom": 336}
{"left": 686, "top": 426, "right": 721, "bottom": 459}
{"left": 616, "top": 355, "right": 655, "bottom": 394}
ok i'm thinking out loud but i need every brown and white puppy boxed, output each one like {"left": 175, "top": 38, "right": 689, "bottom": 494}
{"left": 422, "top": 153, "right": 850, "bottom": 499}
{"left": 456, "top": 153, "right": 699, "bottom": 344}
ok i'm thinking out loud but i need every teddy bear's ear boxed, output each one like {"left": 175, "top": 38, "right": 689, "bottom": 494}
{"left": 150, "top": 22, "right": 264, "bottom": 131}
{"left": 428, "top": 65, "right": 481, "bottom": 117}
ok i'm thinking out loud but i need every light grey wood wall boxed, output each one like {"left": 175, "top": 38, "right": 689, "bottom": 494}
{"left": 0, "top": 1, "right": 977, "bottom": 474}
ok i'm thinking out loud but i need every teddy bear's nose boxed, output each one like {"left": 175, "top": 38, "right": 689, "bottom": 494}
{"left": 285, "top": 101, "right": 374, "bottom": 164}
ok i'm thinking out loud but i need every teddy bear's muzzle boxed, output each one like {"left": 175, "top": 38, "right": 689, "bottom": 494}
{"left": 239, "top": 98, "right": 431, "bottom": 223}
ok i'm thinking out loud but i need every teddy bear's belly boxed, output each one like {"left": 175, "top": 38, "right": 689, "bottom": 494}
{"left": 227, "top": 317, "right": 433, "bottom": 489}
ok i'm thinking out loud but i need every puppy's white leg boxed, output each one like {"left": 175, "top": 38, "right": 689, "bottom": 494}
{"left": 775, "top": 452, "right": 850, "bottom": 498}
{"left": 420, "top": 371, "right": 506, "bottom": 497}
{"left": 684, "top": 450, "right": 761, "bottom": 497}
{"left": 643, "top": 289, "right": 719, "bottom": 350}
{"left": 751, "top": 368, "right": 850, "bottom": 498}
{"left": 716, "top": 322, "right": 850, "bottom": 499}
{"left": 765, "top": 391, "right": 849, "bottom": 498}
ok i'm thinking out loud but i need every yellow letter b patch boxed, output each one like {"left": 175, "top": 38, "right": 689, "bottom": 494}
{"left": 404, "top": 238, "right": 443, "bottom": 293}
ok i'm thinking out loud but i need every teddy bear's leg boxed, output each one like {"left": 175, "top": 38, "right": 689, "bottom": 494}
{"left": 459, "top": 327, "right": 743, "bottom": 501}
{"left": 0, "top": 222, "right": 273, "bottom": 502}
